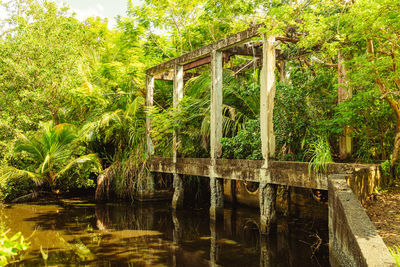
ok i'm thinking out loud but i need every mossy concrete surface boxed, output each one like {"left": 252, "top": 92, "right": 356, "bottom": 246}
{"left": 329, "top": 174, "right": 395, "bottom": 267}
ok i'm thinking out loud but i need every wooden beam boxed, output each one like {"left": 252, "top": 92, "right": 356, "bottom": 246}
{"left": 154, "top": 70, "right": 197, "bottom": 81}
{"left": 184, "top": 56, "right": 211, "bottom": 71}
{"left": 146, "top": 24, "right": 264, "bottom": 75}
{"left": 225, "top": 45, "right": 263, "bottom": 57}
{"left": 276, "top": 36, "right": 299, "bottom": 43}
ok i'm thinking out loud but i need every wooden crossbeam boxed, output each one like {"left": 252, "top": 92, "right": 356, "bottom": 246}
{"left": 154, "top": 71, "right": 198, "bottom": 81}
{"left": 146, "top": 24, "right": 264, "bottom": 75}
{"left": 225, "top": 45, "right": 263, "bottom": 57}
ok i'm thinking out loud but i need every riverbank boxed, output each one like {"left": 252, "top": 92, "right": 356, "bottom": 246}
{"left": 364, "top": 186, "right": 400, "bottom": 248}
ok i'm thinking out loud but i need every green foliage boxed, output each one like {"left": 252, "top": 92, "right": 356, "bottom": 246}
{"left": 332, "top": 87, "right": 394, "bottom": 162}
{"left": 0, "top": 230, "right": 30, "bottom": 266}
{"left": 2, "top": 0, "right": 400, "bottom": 200}
{"left": 0, "top": 121, "right": 102, "bottom": 194}
{"left": 221, "top": 119, "right": 262, "bottom": 160}
{"left": 389, "top": 246, "right": 400, "bottom": 267}
{"left": 380, "top": 157, "right": 400, "bottom": 181}
{"left": 0, "top": 176, "right": 35, "bottom": 202}
{"left": 307, "top": 137, "right": 333, "bottom": 175}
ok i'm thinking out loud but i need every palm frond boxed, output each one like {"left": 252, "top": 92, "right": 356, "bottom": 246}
{"left": 57, "top": 154, "right": 102, "bottom": 178}
{"left": 0, "top": 166, "right": 43, "bottom": 186}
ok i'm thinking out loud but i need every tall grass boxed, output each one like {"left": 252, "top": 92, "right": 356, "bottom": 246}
{"left": 389, "top": 246, "right": 400, "bottom": 266}
{"left": 307, "top": 137, "right": 333, "bottom": 175}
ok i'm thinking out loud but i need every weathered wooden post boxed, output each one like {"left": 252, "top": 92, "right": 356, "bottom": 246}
{"left": 259, "top": 35, "right": 277, "bottom": 234}
{"left": 338, "top": 50, "right": 352, "bottom": 160}
{"left": 210, "top": 50, "right": 224, "bottom": 221}
{"left": 172, "top": 64, "right": 184, "bottom": 209}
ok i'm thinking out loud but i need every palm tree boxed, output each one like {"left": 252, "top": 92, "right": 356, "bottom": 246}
{"left": 80, "top": 95, "right": 149, "bottom": 200}
{"left": 1, "top": 121, "right": 102, "bottom": 193}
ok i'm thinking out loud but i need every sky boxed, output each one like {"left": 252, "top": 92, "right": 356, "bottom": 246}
{"left": 0, "top": 0, "right": 141, "bottom": 30}
{"left": 61, "top": 0, "right": 135, "bottom": 29}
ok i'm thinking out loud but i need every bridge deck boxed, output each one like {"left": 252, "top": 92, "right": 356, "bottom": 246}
{"left": 149, "top": 157, "right": 368, "bottom": 190}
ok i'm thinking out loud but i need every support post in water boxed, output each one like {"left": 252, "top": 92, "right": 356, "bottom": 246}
{"left": 172, "top": 64, "right": 184, "bottom": 209}
{"left": 210, "top": 50, "right": 224, "bottom": 221}
{"left": 338, "top": 50, "right": 352, "bottom": 160}
{"left": 259, "top": 35, "right": 277, "bottom": 234}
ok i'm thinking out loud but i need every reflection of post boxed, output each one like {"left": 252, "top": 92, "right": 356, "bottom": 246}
{"left": 223, "top": 208, "right": 236, "bottom": 236}
{"left": 259, "top": 35, "right": 277, "bottom": 234}
{"left": 172, "top": 64, "right": 184, "bottom": 209}
{"left": 137, "top": 205, "right": 155, "bottom": 230}
{"left": 95, "top": 204, "right": 111, "bottom": 231}
{"left": 210, "top": 50, "right": 224, "bottom": 221}
{"left": 209, "top": 220, "right": 220, "bottom": 267}
{"left": 172, "top": 210, "right": 182, "bottom": 267}
{"left": 259, "top": 234, "right": 276, "bottom": 267}
{"left": 172, "top": 210, "right": 182, "bottom": 244}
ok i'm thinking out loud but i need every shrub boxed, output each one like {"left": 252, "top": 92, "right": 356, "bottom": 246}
{"left": 221, "top": 119, "right": 262, "bottom": 160}
{"left": 0, "top": 230, "right": 30, "bottom": 266}
{"left": 0, "top": 176, "right": 35, "bottom": 202}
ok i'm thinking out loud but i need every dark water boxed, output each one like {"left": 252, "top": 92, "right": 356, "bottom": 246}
{"left": 1, "top": 199, "right": 330, "bottom": 266}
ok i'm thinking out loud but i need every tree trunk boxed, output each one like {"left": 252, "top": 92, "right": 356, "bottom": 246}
{"left": 392, "top": 127, "right": 400, "bottom": 167}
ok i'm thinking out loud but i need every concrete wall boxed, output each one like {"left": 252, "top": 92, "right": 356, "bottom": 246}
{"left": 223, "top": 180, "right": 328, "bottom": 219}
{"left": 328, "top": 174, "right": 395, "bottom": 267}
{"left": 346, "top": 165, "right": 384, "bottom": 204}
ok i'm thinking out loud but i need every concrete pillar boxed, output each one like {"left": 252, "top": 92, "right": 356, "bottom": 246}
{"left": 259, "top": 35, "right": 277, "bottom": 234}
{"left": 210, "top": 50, "right": 224, "bottom": 220}
{"left": 260, "top": 35, "right": 277, "bottom": 161}
{"left": 172, "top": 65, "right": 184, "bottom": 209}
{"left": 146, "top": 75, "right": 154, "bottom": 157}
{"left": 338, "top": 50, "right": 352, "bottom": 160}
{"left": 259, "top": 175, "right": 277, "bottom": 234}
{"left": 143, "top": 75, "right": 155, "bottom": 194}
{"left": 210, "top": 176, "right": 224, "bottom": 220}
{"left": 210, "top": 50, "right": 223, "bottom": 159}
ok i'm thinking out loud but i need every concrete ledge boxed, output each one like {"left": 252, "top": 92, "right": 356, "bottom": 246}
{"left": 149, "top": 157, "right": 378, "bottom": 190}
{"left": 328, "top": 174, "right": 395, "bottom": 267}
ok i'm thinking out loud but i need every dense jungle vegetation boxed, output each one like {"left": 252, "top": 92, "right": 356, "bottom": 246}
{"left": 0, "top": 0, "right": 399, "bottom": 203}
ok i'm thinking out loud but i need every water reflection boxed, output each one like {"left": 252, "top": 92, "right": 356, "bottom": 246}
{"left": 0, "top": 200, "right": 329, "bottom": 266}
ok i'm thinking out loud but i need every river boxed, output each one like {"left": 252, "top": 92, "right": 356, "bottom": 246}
{"left": 1, "top": 199, "right": 329, "bottom": 266}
